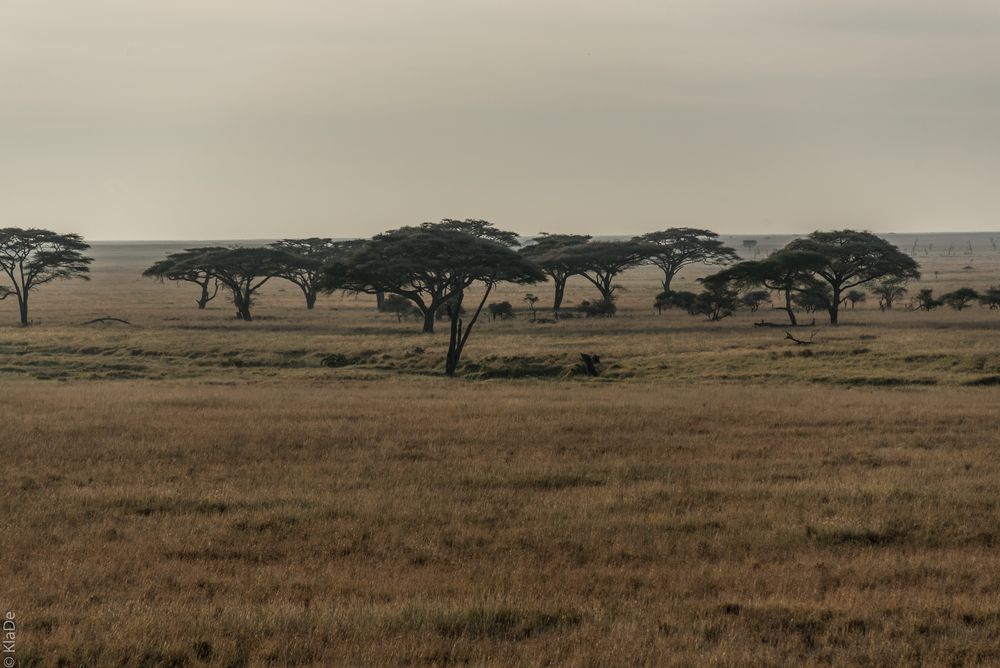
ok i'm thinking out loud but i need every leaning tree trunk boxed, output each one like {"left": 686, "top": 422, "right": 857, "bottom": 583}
{"left": 783, "top": 288, "right": 797, "bottom": 326}
{"left": 197, "top": 281, "right": 211, "bottom": 309}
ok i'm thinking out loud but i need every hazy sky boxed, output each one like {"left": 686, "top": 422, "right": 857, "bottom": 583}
{"left": 2, "top": 1, "right": 1000, "bottom": 240}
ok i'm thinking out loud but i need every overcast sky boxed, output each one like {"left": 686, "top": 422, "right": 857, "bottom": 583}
{"left": 2, "top": 1, "right": 999, "bottom": 240}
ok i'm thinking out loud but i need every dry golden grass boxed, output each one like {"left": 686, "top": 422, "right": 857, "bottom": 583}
{"left": 3, "top": 234, "right": 1000, "bottom": 666}
{"left": 6, "top": 380, "right": 1000, "bottom": 666}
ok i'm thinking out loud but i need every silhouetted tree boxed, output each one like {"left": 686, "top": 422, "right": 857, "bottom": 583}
{"left": 871, "top": 278, "right": 908, "bottom": 311}
{"left": 519, "top": 233, "right": 592, "bottom": 314}
{"left": 159, "top": 247, "right": 292, "bottom": 321}
{"left": 553, "top": 240, "right": 648, "bottom": 304}
{"left": 689, "top": 280, "right": 740, "bottom": 321}
{"left": 979, "top": 286, "right": 1000, "bottom": 310}
{"left": 912, "top": 288, "right": 942, "bottom": 311}
{"left": 322, "top": 221, "right": 543, "bottom": 374}
{"left": 269, "top": 238, "right": 361, "bottom": 309}
{"left": 522, "top": 293, "right": 539, "bottom": 322}
{"left": 0, "top": 228, "right": 93, "bottom": 325}
{"left": 785, "top": 231, "right": 920, "bottom": 324}
{"left": 143, "top": 246, "right": 226, "bottom": 309}
{"left": 323, "top": 220, "right": 524, "bottom": 334}
{"left": 740, "top": 290, "right": 771, "bottom": 312}
{"left": 379, "top": 294, "right": 420, "bottom": 322}
{"left": 706, "top": 250, "right": 827, "bottom": 326}
{"left": 845, "top": 290, "right": 866, "bottom": 309}
{"left": 635, "top": 228, "right": 739, "bottom": 291}
{"left": 940, "top": 287, "right": 979, "bottom": 311}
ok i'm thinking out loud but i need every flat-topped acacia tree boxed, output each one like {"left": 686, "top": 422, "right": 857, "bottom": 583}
{"left": 635, "top": 228, "right": 740, "bottom": 292}
{"left": 785, "top": 230, "right": 920, "bottom": 324}
{"left": 0, "top": 227, "right": 93, "bottom": 325}
{"left": 325, "top": 220, "right": 527, "bottom": 334}
{"left": 322, "top": 220, "right": 544, "bottom": 375}
{"left": 519, "top": 233, "right": 592, "bottom": 315}
{"left": 268, "top": 238, "right": 363, "bottom": 310}
{"left": 549, "top": 240, "right": 649, "bottom": 304}
{"left": 159, "top": 247, "right": 293, "bottom": 321}
{"left": 142, "top": 247, "right": 226, "bottom": 309}
{"left": 706, "top": 250, "right": 827, "bottom": 326}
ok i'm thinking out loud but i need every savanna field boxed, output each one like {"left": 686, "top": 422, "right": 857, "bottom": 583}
{"left": 6, "top": 233, "right": 1000, "bottom": 666}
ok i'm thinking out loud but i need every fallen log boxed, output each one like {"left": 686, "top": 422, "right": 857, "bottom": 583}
{"left": 82, "top": 317, "right": 132, "bottom": 326}
{"left": 784, "top": 331, "right": 815, "bottom": 345}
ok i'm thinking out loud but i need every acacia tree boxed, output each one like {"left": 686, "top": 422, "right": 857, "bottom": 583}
{"left": 161, "top": 247, "right": 292, "bottom": 321}
{"left": 706, "top": 250, "right": 826, "bottom": 326}
{"left": 269, "top": 238, "right": 361, "bottom": 309}
{"left": 519, "top": 233, "right": 592, "bottom": 314}
{"left": 635, "top": 228, "right": 740, "bottom": 291}
{"left": 941, "top": 287, "right": 979, "bottom": 311}
{"left": 324, "top": 221, "right": 523, "bottom": 333}
{"left": 871, "top": 278, "right": 908, "bottom": 311}
{"left": 322, "top": 221, "right": 543, "bottom": 375}
{"left": 0, "top": 228, "right": 93, "bottom": 325}
{"left": 785, "top": 230, "right": 920, "bottom": 325}
{"left": 142, "top": 247, "right": 225, "bottom": 309}
{"left": 551, "top": 241, "right": 648, "bottom": 304}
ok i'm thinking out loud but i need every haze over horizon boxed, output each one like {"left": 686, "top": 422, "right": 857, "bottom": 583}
{"left": 3, "top": 1, "right": 1000, "bottom": 240}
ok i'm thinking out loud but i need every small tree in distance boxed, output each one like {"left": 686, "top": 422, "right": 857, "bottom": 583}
{"left": 523, "top": 293, "right": 539, "bottom": 322}
{"left": 0, "top": 228, "right": 93, "bottom": 325}
{"left": 940, "top": 288, "right": 979, "bottom": 311}
{"left": 872, "top": 278, "right": 908, "bottom": 310}
{"left": 846, "top": 290, "right": 866, "bottom": 310}
{"left": 380, "top": 294, "right": 420, "bottom": 322}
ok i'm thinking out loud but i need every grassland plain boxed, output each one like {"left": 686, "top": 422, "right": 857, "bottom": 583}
{"left": 3, "top": 234, "right": 1000, "bottom": 666}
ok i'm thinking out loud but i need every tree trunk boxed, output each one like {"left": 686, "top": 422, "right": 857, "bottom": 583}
{"left": 828, "top": 286, "right": 841, "bottom": 325}
{"left": 305, "top": 289, "right": 317, "bottom": 310}
{"left": 783, "top": 288, "right": 797, "bottom": 326}
{"left": 552, "top": 278, "right": 566, "bottom": 315}
{"left": 18, "top": 294, "right": 28, "bottom": 326}
{"left": 197, "top": 282, "right": 210, "bottom": 309}
{"left": 421, "top": 308, "right": 435, "bottom": 333}
{"left": 661, "top": 270, "right": 675, "bottom": 292}
{"left": 233, "top": 289, "right": 253, "bottom": 321}
{"left": 375, "top": 290, "right": 385, "bottom": 310}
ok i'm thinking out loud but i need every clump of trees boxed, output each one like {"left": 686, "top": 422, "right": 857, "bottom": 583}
{"left": 0, "top": 228, "right": 93, "bottom": 325}
{"left": 704, "top": 231, "right": 919, "bottom": 325}
{"left": 321, "top": 219, "right": 543, "bottom": 376}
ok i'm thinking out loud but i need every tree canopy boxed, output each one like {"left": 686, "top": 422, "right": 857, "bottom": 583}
{"left": 519, "top": 233, "right": 593, "bottom": 313}
{"left": 142, "top": 246, "right": 226, "bottom": 309}
{"left": 0, "top": 227, "right": 93, "bottom": 325}
{"left": 160, "top": 247, "right": 294, "bottom": 321}
{"left": 547, "top": 240, "right": 649, "bottom": 304}
{"left": 268, "top": 238, "right": 361, "bottom": 309}
{"left": 784, "top": 230, "right": 920, "bottom": 324}
{"left": 635, "top": 228, "right": 740, "bottom": 291}
{"left": 321, "top": 221, "right": 544, "bottom": 375}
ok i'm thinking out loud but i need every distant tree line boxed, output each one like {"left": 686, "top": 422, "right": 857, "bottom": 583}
{"left": 15, "top": 220, "right": 1000, "bottom": 377}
